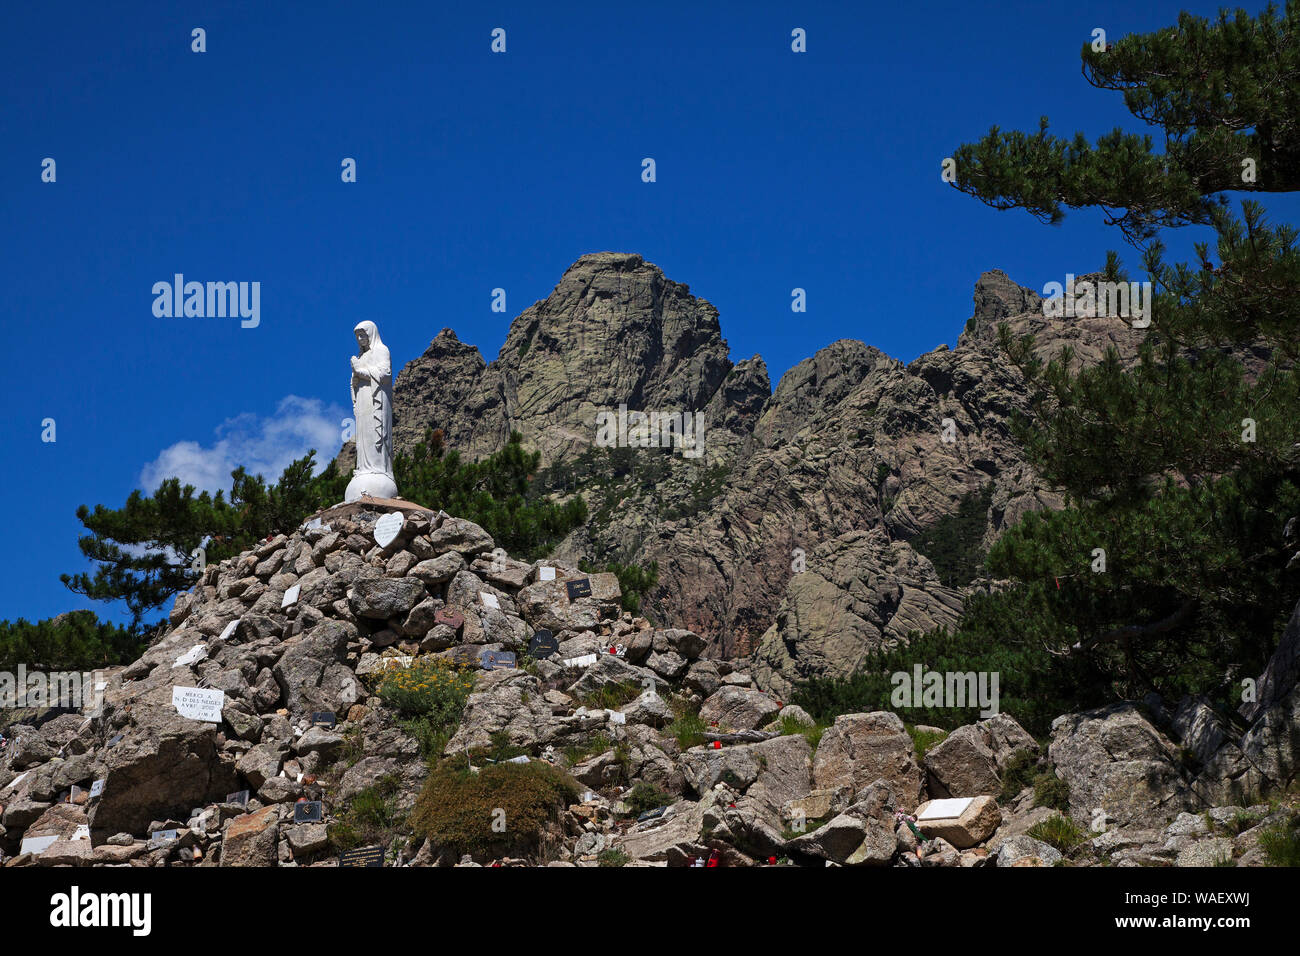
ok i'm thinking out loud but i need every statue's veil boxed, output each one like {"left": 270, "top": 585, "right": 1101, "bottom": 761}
{"left": 353, "top": 320, "right": 389, "bottom": 368}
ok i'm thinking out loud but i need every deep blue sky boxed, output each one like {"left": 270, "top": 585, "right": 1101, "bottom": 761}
{"left": 4, "top": 0, "right": 1297, "bottom": 625}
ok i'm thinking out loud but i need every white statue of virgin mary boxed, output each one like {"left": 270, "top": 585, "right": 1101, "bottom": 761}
{"left": 345, "top": 320, "right": 399, "bottom": 502}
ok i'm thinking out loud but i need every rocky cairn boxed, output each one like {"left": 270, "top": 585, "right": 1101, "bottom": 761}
{"left": 2, "top": 502, "right": 1295, "bottom": 867}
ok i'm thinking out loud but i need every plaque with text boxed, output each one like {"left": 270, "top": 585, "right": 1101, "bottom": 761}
{"left": 338, "top": 845, "right": 385, "bottom": 867}
{"left": 294, "top": 800, "right": 324, "bottom": 823}
{"left": 479, "top": 650, "right": 517, "bottom": 670}
{"left": 565, "top": 578, "right": 592, "bottom": 601}
{"left": 527, "top": 630, "right": 559, "bottom": 659}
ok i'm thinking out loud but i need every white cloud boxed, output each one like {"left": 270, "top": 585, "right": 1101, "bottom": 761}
{"left": 140, "top": 395, "right": 349, "bottom": 494}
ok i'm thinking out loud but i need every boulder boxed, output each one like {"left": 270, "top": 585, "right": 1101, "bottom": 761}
{"left": 913, "top": 795, "right": 1001, "bottom": 849}
{"left": 349, "top": 577, "right": 427, "bottom": 619}
{"left": 812, "top": 711, "right": 924, "bottom": 810}
{"left": 1049, "top": 702, "right": 1197, "bottom": 829}
{"left": 220, "top": 806, "right": 279, "bottom": 867}
{"left": 698, "top": 686, "right": 781, "bottom": 732}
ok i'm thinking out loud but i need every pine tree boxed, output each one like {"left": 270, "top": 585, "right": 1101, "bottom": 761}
{"left": 946, "top": 3, "right": 1300, "bottom": 711}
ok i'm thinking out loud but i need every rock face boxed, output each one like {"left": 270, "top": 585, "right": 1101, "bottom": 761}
{"left": 375, "top": 255, "right": 1154, "bottom": 693}
{"left": 390, "top": 253, "right": 747, "bottom": 469}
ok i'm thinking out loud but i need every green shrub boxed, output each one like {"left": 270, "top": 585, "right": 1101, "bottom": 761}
{"left": 907, "top": 725, "right": 948, "bottom": 760}
{"left": 999, "top": 749, "right": 1038, "bottom": 802}
{"left": 1259, "top": 814, "right": 1300, "bottom": 867}
{"left": 1027, "top": 814, "right": 1088, "bottom": 853}
{"left": 666, "top": 699, "right": 708, "bottom": 750}
{"left": 329, "top": 773, "right": 405, "bottom": 854}
{"left": 563, "top": 732, "right": 613, "bottom": 767}
{"left": 598, "top": 848, "right": 630, "bottom": 867}
{"left": 412, "top": 759, "right": 582, "bottom": 858}
{"left": 623, "top": 783, "right": 674, "bottom": 816}
{"left": 777, "top": 714, "right": 827, "bottom": 751}
{"left": 372, "top": 655, "right": 477, "bottom": 720}
{"left": 1033, "top": 773, "right": 1070, "bottom": 812}
{"left": 579, "top": 680, "right": 642, "bottom": 712}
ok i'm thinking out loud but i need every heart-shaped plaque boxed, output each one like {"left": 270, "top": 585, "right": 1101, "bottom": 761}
{"left": 373, "top": 512, "right": 404, "bottom": 549}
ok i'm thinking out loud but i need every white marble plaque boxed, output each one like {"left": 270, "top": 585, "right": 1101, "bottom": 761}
{"left": 504, "top": 755, "right": 531, "bottom": 764}
{"left": 480, "top": 592, "right": 500, "bottom": 610}
{"left": 218, "top": 619, "right": 239, "bottom": 642}
{"left": 172, "top": 686, "right": 225, "bottom": 723}
{"left": 172, "top": 645, "right": 208, "bottom": 669}
{"left": 918, "top": 797, "right": 974, "bottom": 820}
{"left": 20, "top": 835, "right": 57, "bottom": 856}
{"left": 71, "top": 825, "right": 91, "bottom": 842}
{"left": 373, "top": 512, "right": 404, "bottom": 549}
{"left": 281, "top": 583, "right": 301, "bottom": 608}
{"left": 538, "top": 566, "right": 556, "bottom": 582}
{"left": 2, "top": 771, "right": 31, "bottom": 795}
{"left": 89, "top": 779, "right": 105, "bottom": 799}
{"left": 608, "top": 710, "right": 627, "bottom": 725}
{"left": 563, "top": 653, "right": 598, "bottom": 668}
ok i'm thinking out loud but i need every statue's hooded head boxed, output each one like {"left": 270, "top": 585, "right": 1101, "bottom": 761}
{"left": 353, "top": 320, "right": 384, "bottom": 355}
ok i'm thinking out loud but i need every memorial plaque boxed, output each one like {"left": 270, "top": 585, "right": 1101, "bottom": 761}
{"left": 917, "top": 797, "right": 973, "bottom": 820}
{"left": 294, "top": 800, "right": 324, "bottom": 823}
{"left": 218, "top": 619, "right": 239, "bottom": 642}
{"left": 106, "top": 734, "right": 124, "bottom": 748}
{"left": 563, "top": 653, "right": 598, "bottom": 669}
{"left": 527, "top": 630, "right": 559, "bottom": 659}
{"left": 89, "top": 779, "right": 105, "bottom": 799}
{"left": 310, "top": 711, "right": 337, "bottom": 729}
{"left": 637, "top": 806, "right": 668, "bottom": 823}
{"left": 71, "top": 825, "right": 91, "bottom": 843}
{"left": 338, "top": 845, "right": 385, "bottom": 868}
{"left": 373, "top": 512, "right": 404, "bottom": 549}
{"left": 172, "top": 644, "right": 208, "bottom": 669}
{"left": 608, "top": 710, "right": 627, "bottom": 725}
{"left": 435, "top": 608, "right": 464, "bottom": 630}
{"left": 20, "top": 835, "right": 58, "bottom": 856}
{"left": 504, "top": 755, "right": 531, "bottom": 764}
{"left": 479, "top": 650, "right": 517, "bottom": 670}
{"left": 281, "top": 583, "right": 301, "bottom": 608}
{"left": 565, "top": 578, "right": 592, "bottom": 600}
{"left": 151, "top": 829, "right": 178, "bottom": 842}
{"left": 226, "top": 789, "right": 250, "bottom": 807}
{"left": 538, "top": 566, "right": 556, "bottom": 582}
{"left": 172, "top": 686, "right": 225, "bottom": 723}
{"left": 479, "top": 592, "right": 500, "bottom": 611}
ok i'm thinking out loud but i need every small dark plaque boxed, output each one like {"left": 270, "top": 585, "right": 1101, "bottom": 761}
{"left": 310, "top": 711, "right": 336, "bottom": 729}
{"left": 294, "top": 800, "right": 324, "bottom": 823}
{"left": 106, "top": 733, "right": 124, "bottom": 748}
{"left": 479, "top": 650, "right": 517, "bottom": 670}
{"left": 527, "top": 629, "right": 559, "bottom": 659}
{"left": 565, "top": 578, "right": 592, "bottom": 601}
{"left": 151, "top": 829, "right": 178, "bottom": 842}
{"left": 338, "top": 845, "right": 385, "bottom": 868}
{"left": 226, "top": 789, "right": 250, "bottom": 807}
{"left": 637, "top": 806, "right": 668, "bottom": 823}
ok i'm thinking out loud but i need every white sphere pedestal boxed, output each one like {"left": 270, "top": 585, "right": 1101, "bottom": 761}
{"left": 345, "top": 470, "right": 398, "bottom": 503}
